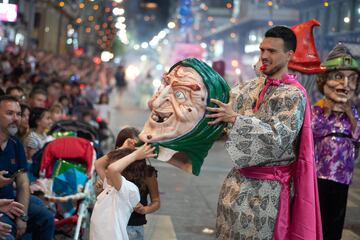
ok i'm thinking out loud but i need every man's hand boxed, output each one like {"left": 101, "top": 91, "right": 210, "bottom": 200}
{"left": 0, "top": 200, "right": 24, "bottom": 219}
{"left": 15, "top": 218, "right": 26, "bottom": 239}
{"left": 0, "top": 214, "right": 12, "bottom": 240}
{"left": 206, "top": 92, "right": 238, "bottom": 125}
{"left": 0, "top": 171, "right": 12, "bottom": 188}
{"left": 134, "top": 203, "right": 147, "bottom": 215}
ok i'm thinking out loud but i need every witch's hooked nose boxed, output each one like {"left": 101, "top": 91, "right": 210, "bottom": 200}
{"left": 150, "top": 85, "right": 171, "bottom": 108}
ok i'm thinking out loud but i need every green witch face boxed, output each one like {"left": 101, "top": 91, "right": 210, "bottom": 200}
{"left": 139, "top": 58, "right": 230, "bottom": 175}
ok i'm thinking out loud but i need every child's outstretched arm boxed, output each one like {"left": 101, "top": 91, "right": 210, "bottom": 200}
{"left": 108, "top": 143, "right": 156, "bottom": 191}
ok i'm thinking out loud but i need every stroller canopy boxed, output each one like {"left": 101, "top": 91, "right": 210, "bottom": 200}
{"left": 40, "top": 136, "right": 94, "bottom": 178}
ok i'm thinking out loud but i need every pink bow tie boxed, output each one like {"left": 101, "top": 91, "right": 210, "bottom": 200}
{"left": 252, "top": 74, "right": 298, "bottom": 113}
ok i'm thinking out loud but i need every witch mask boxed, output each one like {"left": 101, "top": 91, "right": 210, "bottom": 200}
{"left": 139, "top": 58, "right": 230, "bottom": 175}
{"left": 318, "top": 43, "right": 360, "bottom": 105}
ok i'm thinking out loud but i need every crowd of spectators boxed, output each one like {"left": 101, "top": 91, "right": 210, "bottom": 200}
{"left": 0, "top": 42, "right": 115, "bottom": 239}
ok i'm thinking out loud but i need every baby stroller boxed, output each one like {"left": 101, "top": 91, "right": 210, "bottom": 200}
{"left": 32, "top": 136, "right": 97, "bottom": 240}
{"left": 48, "top": 119, "right": 103, "bottom": 157}
{"left": 50, "top": 119, "right": 113, "bottom": 155}
{"left": 49, "top": 120, "right": 99, "bottom": 144}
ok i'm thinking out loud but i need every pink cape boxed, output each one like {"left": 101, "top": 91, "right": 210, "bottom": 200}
{"left": 289, "top": 80, "right": 322, "bottom": 240}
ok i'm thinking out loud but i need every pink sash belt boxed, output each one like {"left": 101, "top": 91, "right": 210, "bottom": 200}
{"left": 238, "top": 162, "right": 296, "bottom": 240}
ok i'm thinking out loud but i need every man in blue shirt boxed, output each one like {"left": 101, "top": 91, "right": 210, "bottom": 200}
{"left": 0, "top": 95, "right": 54, "bottom": 239}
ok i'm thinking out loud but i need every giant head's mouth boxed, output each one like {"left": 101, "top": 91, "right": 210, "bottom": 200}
{"left": 335, "top": 89, "right": 349, "bottom": 95}
{"left": 151, "top": 111, "right": 173, "bottom": 124}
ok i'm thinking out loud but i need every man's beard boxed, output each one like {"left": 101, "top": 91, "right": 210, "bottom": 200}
{"left": 8, "top": 127, "right": 18, "bottom": 136}
{"left": 264, "top": 64, "right": 284, "bottom": 77}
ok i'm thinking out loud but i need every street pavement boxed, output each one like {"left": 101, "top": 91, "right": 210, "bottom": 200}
{"left": 109, "top": 90, "right": 360, "bottom": 240}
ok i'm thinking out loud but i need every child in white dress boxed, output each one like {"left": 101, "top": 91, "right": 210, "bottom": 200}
{"left": 90, "top": 143, "right": 156, "bottom": 240}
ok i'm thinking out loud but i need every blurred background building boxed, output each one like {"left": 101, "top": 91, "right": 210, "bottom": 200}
{"left": 0, "top": 0, "right": 359, "bottom": 90}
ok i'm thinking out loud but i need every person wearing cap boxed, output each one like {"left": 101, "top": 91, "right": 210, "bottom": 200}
{"left": 312, "top": 43, "right": 360, "bottom": 240}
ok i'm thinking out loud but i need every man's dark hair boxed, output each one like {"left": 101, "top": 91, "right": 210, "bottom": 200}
{"left": 265, "top": 26, "right": 297, "bottom": 52}
{"left": 0, "top": 95, "right": 19, "bottom": 104}
{"left": 6, "top": 86, "right": 24, "bottom": 95}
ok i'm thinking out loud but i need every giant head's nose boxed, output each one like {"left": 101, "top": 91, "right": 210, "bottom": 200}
{"left": 149, "top": 85, "right": 171, "bottom": 109}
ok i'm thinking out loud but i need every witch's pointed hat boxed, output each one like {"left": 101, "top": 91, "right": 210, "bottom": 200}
{"left": 288, "top": 19, "right": 326, "bottom": 74}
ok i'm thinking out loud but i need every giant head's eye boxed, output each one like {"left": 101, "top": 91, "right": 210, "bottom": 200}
{"left": 334, "top": 73, "right": 344, "bottom": 80}
{"left": 175, "top": 90, "right": 186, "bottom": 100}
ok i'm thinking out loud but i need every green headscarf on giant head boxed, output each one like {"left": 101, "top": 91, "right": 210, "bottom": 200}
{"left": 151, "top": 58, "right": 230, "bottom": 175}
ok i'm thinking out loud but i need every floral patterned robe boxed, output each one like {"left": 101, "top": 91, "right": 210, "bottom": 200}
{"left": 216, "top": 76, "right": 306, "bottom": 240}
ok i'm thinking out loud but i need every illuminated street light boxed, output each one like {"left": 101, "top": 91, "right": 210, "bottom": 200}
{"left": 101, "top": 51, "right": 114, "bottom": 62}
{"left": 167, "top": 21, "right": 176, "bottom": 29}
{"left": 117, "top": 16, "right": 126, "bottom": 23}
{"left": 200, "top": 3, "right": 208, "bottom": 11}
{"left": 344, "top": 17, "right": 350, "bottom": 23}
{"left": 113, "top": 7, "right": 125, "bottom": 15}
{"left": 231, "top": 59, "right": 239, "bottom": 68}
{"left": 144, "top": 2, "right": 157, "bottom": 9}
{"left": 126, "top": 65, "right": 140, "bottom": 81}
{"left": 140, "top": 55, "right": 147, "bottom": 61}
